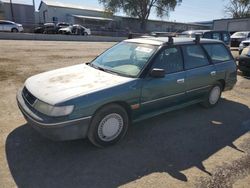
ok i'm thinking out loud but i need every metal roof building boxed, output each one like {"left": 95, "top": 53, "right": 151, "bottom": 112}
{"left": 38, "top": 0, "right": 114, "bottom": 30}
{"left": 213, "top": 18, "right": 250, "bottom": 33}
{"left": 38, "top": 0, "right": 210, "bottom": 33}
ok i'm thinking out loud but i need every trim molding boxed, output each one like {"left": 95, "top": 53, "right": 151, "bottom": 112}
{"left": 141, "top": 85, "right": 211, "bottom": 105}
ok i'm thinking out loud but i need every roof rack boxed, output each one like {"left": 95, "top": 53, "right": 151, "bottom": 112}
{"left": 194, "top": 34, "right": 201, "bottom": 44}
{"left": 163, "top": 35, "right": 175, "bottom": 46}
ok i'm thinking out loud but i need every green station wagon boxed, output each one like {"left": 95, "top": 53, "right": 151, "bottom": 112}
{"left": 17, "top": 36, "right": 237, "bottom": 147}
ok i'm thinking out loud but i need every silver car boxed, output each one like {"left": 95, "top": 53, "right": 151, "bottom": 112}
{"left": 0, "top": 20, "right": 24, "bottom": 32}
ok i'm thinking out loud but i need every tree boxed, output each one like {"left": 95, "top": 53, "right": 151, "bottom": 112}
{"left": 225, "top": 0, "right": 250, "bottom": 18}
{"left": 99, "top": 0, "right": 182, "bottom": 31}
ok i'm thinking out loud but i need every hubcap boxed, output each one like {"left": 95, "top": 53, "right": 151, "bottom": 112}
{"left": 209, "top": 86, "right": 221, "bottom": 105}
{"left": 97, "top": 113, "right": 123, "bottom": 142}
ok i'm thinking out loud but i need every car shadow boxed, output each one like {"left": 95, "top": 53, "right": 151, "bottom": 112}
{"left": 5, "top": 99, "right": 250, "bottom": 188}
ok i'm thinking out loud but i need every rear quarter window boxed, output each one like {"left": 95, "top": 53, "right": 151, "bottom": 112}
{"left": 203, "top": 44, "right": 232, "bottom": 63}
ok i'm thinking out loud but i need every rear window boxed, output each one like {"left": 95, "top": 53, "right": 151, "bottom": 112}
{"left": 203, "top": 44, "right": 231, "bottom": 63}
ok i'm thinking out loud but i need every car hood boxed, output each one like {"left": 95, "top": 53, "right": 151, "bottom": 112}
{"left": 59, "top": 27, "right": 71, "bottom": 31}
{"left": 231, "top": 36, "right": 247, "bottom": 39}
{"left": 25, "top": 64, "right": 134, "bottom": 105}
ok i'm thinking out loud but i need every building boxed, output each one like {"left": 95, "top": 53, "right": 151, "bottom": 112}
{"left": 38, "top": 0, "right": 114, "bottom": 31}
{"left": 213, "top": 18, "right": 250, "bottom": 33}
{"left": 38, "top": 0, "right": 209, "bottom": 34}
{"left": 0, "top": 0, "right": 35, "bottom": 30}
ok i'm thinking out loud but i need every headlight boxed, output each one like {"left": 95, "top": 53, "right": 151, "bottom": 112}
{"left": 33, "top": 100, "right": 74, "bottom": 117}
{"left": 239, "top": 43, "right": 243, "bottom": 47}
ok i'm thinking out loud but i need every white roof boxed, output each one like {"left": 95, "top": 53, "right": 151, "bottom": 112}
{"left": 41, "top": 0, "right": 104, "bottom": 12}
{"left": 72, "top": 15, "right": 113, "bottom": 21}
{"left": 125, "top": 37, "right": 221, "bottom": 46}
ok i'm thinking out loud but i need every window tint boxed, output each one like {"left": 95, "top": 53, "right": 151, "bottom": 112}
{"left": 212, "top": 32, "right": 221, "bottom": 40}
{"left": 182, "top": 45, "right": 209, "bottom": 69}
{"left": 222, "top": 33, "right": 230, "bottom": 43}
{"left": 203, "top": 44, "right": 231, "bottom": 63}
{"left": 203, "top": 32, "right": 211, "bottom": 38}
{"left": 153, "top": 47, "right": 183, "bottom": 74}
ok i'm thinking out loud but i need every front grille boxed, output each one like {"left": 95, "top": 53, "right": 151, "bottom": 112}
{"left": 22, "top": 87, "right": 37, "bottom": 105}
{"left": 231, "top": 41, "right": 241, "bottom": 47}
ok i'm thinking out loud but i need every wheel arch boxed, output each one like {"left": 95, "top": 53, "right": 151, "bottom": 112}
{"left": 91, "top": 101, "right": 132, "bottom": 123}
{"left": 217, "top": 79, "right": 225, "bottom": 91}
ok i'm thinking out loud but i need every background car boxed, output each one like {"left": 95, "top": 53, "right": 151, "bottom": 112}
{"left": 238, "top": 46, "right": 250, "bottom": 75}
{"left": 58, "top": 24, "right": 91, "bottom": 35}
{"left": 0, "top": 20, "right": 23, "bottom": 32}
{"left": 56, "top": 22, "right": 71, "bottom": 32}
{"left": 239, "top": 39, "right": 250, "bottom": 54}
{"left": 34, "top": 23, "right": 56, "bottom": 34}
{"left": 179, "top": 30, "right": 231, "bottom": 46}
{"left": 230, "top": 31, "right": 250, "bottom": 47}
{"left": 34, "top": 22, "right": 71, "bottom": 34}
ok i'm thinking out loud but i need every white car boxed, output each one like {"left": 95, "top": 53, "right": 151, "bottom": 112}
{"left": 239, "top": 39, "right": 250, "bottom": 54}
{"left": 0, "top": 20, "right": 23, "bottom": 32}
{"left": 230, "top": 31, "right": 250, "bottom": 47}
{"left": 59, "top": 24, "right": 91, "bottom": 35}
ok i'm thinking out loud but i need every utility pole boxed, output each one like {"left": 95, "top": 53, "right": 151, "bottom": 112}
{"left": 10, "top": 0, "right": 14, "bottom": 21}
{"left": 32, "top": 0, "right": 35, "bottom": 11}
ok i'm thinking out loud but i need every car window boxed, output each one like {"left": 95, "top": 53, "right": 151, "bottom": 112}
{"left": 182, "top": 45, "right": 210, "bottom": 69}
{"left": 152, "top": 47, "right": 183, "bottom": 74}
{"left": 91, "top": 42, "right": 157, "bottom": 77}
{"left": 3, "top": 22, "right": 12, "bottom": 25}
{"left": 203, "top": 44, "right": 231, "bottom": 63}
{"left": 222, "top": 33, "right": 230, "bottom": 43}
{"left": 203, "top": 32, "right": 211, "bottom": 38}
{"left": 212, "top": 32, "right": 221, "bottom": 40}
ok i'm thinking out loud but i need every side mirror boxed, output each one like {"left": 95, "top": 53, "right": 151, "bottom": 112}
{"left": 150, "top": 68, "right": 165, "bottom": 78}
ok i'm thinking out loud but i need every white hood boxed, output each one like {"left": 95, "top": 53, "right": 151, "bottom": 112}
{"left": 25, "top": 64, "right": 133, "bottom": 105}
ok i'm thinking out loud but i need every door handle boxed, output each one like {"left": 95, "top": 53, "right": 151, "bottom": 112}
{"left": 177, "top": 78, "right": 185, "bottom": 84}
{"left": 210, "top": 71, "right": 216, "bottom": 76}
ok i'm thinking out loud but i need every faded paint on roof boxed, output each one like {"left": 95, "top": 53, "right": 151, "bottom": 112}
{"left": 125, "top": 37, "right": 221, "bottom": 46}
{"left": 40, "top": 0, "right": 105, "bottom": 12}
{"left": 72, "top": 15, "right": 113, "bottom": 21}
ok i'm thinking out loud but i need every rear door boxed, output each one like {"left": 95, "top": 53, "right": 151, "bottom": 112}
{"left": 182, "top": 44, "right": 216, "bottom": 100}
{"left": 140, "top": 46, "right": 187, "bottom": 114}
{"left": 202, "top": 43, "right": 235, "bottom": 82}
{"left": 3, "top": 22, "right": 12, "bottom": 31}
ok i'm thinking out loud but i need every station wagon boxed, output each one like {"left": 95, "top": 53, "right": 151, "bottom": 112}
{"left": 17, "top": 36, "right": 237, "bottom": 147}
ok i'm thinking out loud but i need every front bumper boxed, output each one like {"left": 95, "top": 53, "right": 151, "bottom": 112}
{"left": 17, "top": 89, "right": 91, "bottom": 141}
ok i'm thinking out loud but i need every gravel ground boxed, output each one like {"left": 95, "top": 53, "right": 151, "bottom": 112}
{"left": 0, "top": 40, "right": 249, "bottom": 188}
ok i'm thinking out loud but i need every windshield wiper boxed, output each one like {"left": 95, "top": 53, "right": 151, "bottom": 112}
{"left": 89, "top": 63, "right": 121, "bottom": 76}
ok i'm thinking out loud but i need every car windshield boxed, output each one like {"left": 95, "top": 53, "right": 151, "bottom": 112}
{"left": 232, "top": 32, "right": 248, "bottom": 37}
{"left": 90, "top": 42, "right": 157, "bottom": 77}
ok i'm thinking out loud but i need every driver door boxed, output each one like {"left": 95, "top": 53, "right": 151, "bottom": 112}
{"left": 140, "top": 46, "right": 187, "bottom": 114}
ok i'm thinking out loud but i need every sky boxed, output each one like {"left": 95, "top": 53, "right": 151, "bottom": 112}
{"left": 2, "top": 0, "right": 231, "bottom": 22}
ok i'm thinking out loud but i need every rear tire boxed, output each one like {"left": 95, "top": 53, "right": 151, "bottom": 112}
{"left": 88, "top": 104, "right": 129, "bottom": 147}
{"left": 201, "top": 83, "right": 222, "bottom": 108}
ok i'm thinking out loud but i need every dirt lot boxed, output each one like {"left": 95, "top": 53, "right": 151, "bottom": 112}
{"left": 0, "top": 40, "right": 249, "bottom": 188}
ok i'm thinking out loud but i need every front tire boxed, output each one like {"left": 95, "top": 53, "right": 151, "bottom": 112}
{"left": 11, "top": 28, "right": 18, "bottom": 32}
{"left": 88, "top": 104, "right": 129, "bottom": 147}
{"left": 201, "top": 83, "right": 222, "bottom": 108}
